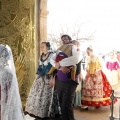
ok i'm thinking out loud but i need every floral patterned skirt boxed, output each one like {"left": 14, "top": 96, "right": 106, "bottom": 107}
{"left": 25, "top": 76, "right": 53, "bottom": 118}
{"left": 81, "top": 70, "right": 117, "bottom": 107}
{"left": 25, "top": 76, "right": 61, "bottom": 119}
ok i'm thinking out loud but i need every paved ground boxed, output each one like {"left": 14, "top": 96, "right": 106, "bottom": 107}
{"left": 25, "top": 84, "right": 120, "bottom": 120}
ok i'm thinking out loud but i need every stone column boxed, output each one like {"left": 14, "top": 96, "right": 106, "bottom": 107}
{"left": 39, "top": 0, "right": 49, "bottom": 42}
{"left": 35, "top": 0, "right": 48, "bottom": 60}
{"left": 35, "top": 0, "right": 40, "bottom": 67}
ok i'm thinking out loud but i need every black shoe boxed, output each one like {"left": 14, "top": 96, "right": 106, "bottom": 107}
{"left": 96, "top": 106, "right": 100, "bottom": 108}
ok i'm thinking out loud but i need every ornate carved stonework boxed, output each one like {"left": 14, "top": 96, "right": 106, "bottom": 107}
{"left": 0, "top": 0, "right": 35, "bottom": 108}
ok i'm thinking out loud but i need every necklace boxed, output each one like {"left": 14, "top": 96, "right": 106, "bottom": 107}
{"left": 43, "top": 52, "right": 48, "bottom": 57}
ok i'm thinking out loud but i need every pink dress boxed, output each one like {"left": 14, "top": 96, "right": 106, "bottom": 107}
{"left": 106, "top": 61, "right": 119, "bottom": 86}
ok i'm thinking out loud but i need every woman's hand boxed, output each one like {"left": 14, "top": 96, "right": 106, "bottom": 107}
{"left": 60, "top": 66, "right": 70, "bottom": 74}
{"left": 49, "top": 77, "right": 55, "bottom": 87}
{"left": 94, "top": 70, "right": 100, "bottom": 76}
{"left": 36, "top": 74, "right": 40, "bottom": 79}
{"left": 86, "top": 69, "right": 89, "bottom": 73}
{"left": 79, "top": 73, "right": 83, "bottom": 81}
{"left": 55, "top": 62, "right": 60, "bottom": 69}
{"left": 76, "top": 85, "right": 81, "bottom": 92}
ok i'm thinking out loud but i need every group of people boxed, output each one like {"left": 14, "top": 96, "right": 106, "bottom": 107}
{"left": 25, "top": 35, "right": 82, "bottom": 120}
{"left": 74, "top": 48, "right": 120, "bottom": 108}
{"left": 0, "top": 34, "right": 119, "bottom": 120}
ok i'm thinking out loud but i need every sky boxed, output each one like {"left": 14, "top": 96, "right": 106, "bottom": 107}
{"left": 47, "top": 0, "right": 120, "bottom": 53}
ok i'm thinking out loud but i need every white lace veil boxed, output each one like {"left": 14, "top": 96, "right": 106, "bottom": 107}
{"left": 0, "top": 44, "right": 25, "bottom": 120}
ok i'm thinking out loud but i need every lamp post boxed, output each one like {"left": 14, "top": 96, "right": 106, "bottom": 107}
{"left": 109, "top": 90, "right": 115, "bottom": 120}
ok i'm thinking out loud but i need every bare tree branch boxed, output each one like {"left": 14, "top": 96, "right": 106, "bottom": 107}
{"left": 47, "top": 22, "right": 94, "bottom": 49}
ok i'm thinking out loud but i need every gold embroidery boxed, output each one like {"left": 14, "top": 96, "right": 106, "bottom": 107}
{"left": 57, "top": 44, "right": 72, "bottom": 57}
{"left": 88, "top": 56, "right": 101, "bottom": 74}
{"left": 82, "top": 97, "right": 110, "bottom": 101}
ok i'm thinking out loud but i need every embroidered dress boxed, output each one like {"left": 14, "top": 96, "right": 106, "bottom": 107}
{"left": 117, "top": 54, "right": 120, "bottom": 80}
{"left": 106, "top": 60, "right": 119, "bottom": 86}
{"left": 118, "top": 66, "right": 120, "bottom": 81}
{"left": 25, "top": 52, "right": 55, "bottom": 118}
{"left": 81, "top": 55, "right": 116, "bottom": 107}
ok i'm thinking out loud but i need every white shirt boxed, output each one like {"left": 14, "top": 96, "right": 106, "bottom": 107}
{"left": 50, "top": 44, "right": 83, "bottom": 67}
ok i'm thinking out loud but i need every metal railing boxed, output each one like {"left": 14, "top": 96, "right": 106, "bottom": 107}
{"left": 110, "top": 90, "right": 120, "bottom": 120}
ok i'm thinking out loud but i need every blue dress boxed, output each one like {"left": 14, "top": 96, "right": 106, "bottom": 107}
{"left": 25, "top": 52, "right": 54, "bottom": 118}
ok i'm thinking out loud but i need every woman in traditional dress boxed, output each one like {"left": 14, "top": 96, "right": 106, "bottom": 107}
{"left": 25, "top": 42, "right": 55, "bottom": 119}
{"left": 117, "top": 52, "right": 120, "bottom": 81}
{"left": 81, "top": 46, "right": 117, "bottom": 108}
{"left": 74, "top": 59, "right": 88, "bottom": 110}
{"left": 106, "top": 51, "right": 120, "bottom": 87}
{"left": 0, "top": 44, "right": 25, "bottom": 120}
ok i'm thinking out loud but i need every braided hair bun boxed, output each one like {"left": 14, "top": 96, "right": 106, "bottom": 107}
{"left": 41, "top": 42, "right": 51, "bottom": 50}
